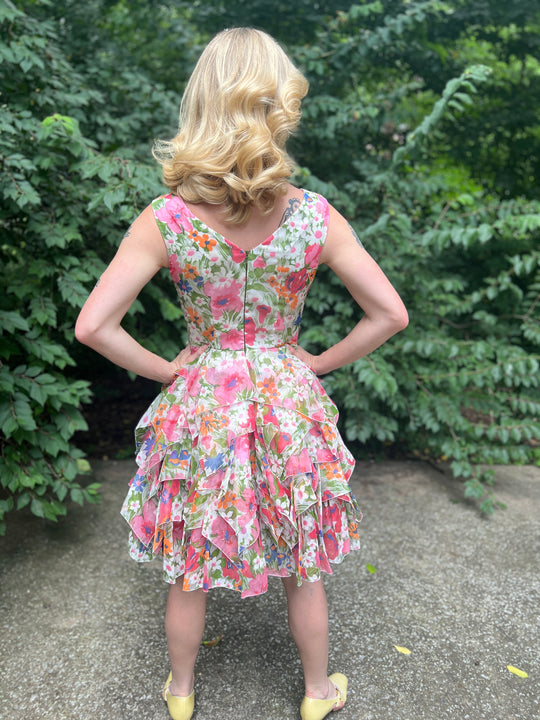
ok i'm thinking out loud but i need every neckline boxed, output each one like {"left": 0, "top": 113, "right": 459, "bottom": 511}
{"left": 175, "top": 190, "right": 310, "bottom": 254}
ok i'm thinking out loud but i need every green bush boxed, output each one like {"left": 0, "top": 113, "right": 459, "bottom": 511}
{"left": 295, "top": 4, "right": 540, "bottom": 512}
{"left": 1, "top": 0, "right": 539, "bottom": 534}
{"left": 0, "top": 0, "right": 186, "bottom": 533}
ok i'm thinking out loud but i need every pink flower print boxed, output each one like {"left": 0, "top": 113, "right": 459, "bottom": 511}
{"left": 275, "top": 431, "right": 292, "bottom": 454}
{"left": 185, "top": 366, "right": 202, "bottom": 397}
{"left": 324, "top": 527, "right": 340, "bottom": 561}
{"left": 213, "top": 370, "right": 250, "bottom": 404}
{"left": 233, "top": 434, "right": 251, "bottom": 464}
{"left": 199, "top": 434, "right": 212, "bottom": 450}
{"left": 204, "top": 279, "right": 244, "bottom": 318}
{"left": 161, "top": 405, "right": 183, "bottom": 441}
{"left": 282, "top": 397, "right": 297, "bottom": 410}
{"left": 274, "top": 314, "right": 285, "bottom": 331}
{"left": 229, "top": 244, "right": 247, "bottom": 263}
{"left": 211, "top": 516, "right": 239, "bottom": 560}
{"left": 304, "top": 243, "right": 322, "bottom": 268}
{"left": 285, "top": 448, "right": 313, "bottom": 477}
{"left": 245, "top": 573, "right": 268, "bottom": 597}
{"left": 244, "top": 317, "right": 256, "bottom": 345}
{"left": 155, "top": 197, "right": 193, "bottom": 235}
{"left": 254, "top": 326, "right": 268, "bottom": 343}
{"left": 169, "top": 254, "right": 181, "bottom": 283}
{"left": 199, "top": 468, "right": 226, "bottom": 491}
{"left": 285, "top": 268, "right": 309, "bottom": 293}
{"left": 131, "top": 501, "right": 156, "bottom": 544}
{"left": 257, "top": 304, "right": 271, "bottom": 323}
{"left": 219, "top": 329, "right": 244, "bottom": 350}
{"left": 253, "top": 256, "right": 266, "bottom": 269}
{"left": 157, "top": 484, "right": 174, "bottom": 526}
{"left": 262, "top": 405, "right": 279, "bottom": 427}
{"left": 316, "top": 447, "right": 336, "bottom": 463}
{"left": 221, "top": 560, "right": 240, "bottom": 583}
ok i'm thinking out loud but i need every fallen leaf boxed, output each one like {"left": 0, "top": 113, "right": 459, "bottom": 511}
{"left": 366, "top": 564, "right": 377, "bottom": 574}
{"left": 202, "top": 635, "right": 223, "bottom": 647}
{"left": 394, "top": 645, "right": 411, "bottom": 655}
{"left": 507, "top": 665, "right": 528, "bottom": 678}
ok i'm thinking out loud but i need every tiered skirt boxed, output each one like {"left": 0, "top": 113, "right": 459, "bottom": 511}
{"left": 121, "top": 346, "right": 361, "bottom": 597}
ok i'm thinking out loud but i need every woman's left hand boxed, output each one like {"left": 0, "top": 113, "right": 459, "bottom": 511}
{"left": 288, "top": 344, "right": 323, "bottom": 375}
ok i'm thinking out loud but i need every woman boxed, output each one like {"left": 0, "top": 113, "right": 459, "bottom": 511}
{"left": 76, "top": 27, "right": 408, "bottom": 720}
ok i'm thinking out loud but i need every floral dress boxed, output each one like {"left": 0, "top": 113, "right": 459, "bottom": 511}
{"left": 121, "top": 189, "right": 362, "bottom": 597}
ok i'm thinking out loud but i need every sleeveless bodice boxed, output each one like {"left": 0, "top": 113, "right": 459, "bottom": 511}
{"left": 152, "top": 189, "right": 327, "bottom": 351}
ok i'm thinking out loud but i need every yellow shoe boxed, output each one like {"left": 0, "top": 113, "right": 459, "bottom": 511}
{"left": 162, "top": 672, "right": 195, "bottom": 720}
{"left": 300, "top": 673, "right": 348, "bottom": 720}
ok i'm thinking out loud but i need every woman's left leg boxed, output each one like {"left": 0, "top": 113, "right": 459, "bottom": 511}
{"left": 165, "top": 581, "right": 207, "bottom": 696}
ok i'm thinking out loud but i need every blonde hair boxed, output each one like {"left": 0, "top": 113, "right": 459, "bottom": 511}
{"left": 153, "top": 28, "right": 308, "bottom": 225}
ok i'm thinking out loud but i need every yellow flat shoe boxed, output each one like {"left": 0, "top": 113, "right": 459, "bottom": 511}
{"left": 300, "top": 673, "right": 348, "bottom": 720}
{"left": 162, "top": 672, "right": 195, "bottom": 720}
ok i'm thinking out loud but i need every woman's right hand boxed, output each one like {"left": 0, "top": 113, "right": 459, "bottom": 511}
{"left": 170, "top": 345, "right": 208, "bottom": 373}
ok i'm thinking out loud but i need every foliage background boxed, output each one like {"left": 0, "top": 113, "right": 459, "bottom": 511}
{"left": 1, "top": 0, "right": 539, "bottom": 532}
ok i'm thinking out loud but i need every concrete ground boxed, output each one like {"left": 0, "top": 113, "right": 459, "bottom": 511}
{"left": 0, "top": 460, "right": 538, "bottom": 720}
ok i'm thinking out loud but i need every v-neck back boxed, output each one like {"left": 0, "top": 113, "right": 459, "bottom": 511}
{"left": 178, "top": 191, "right": 308, "bottom": 253}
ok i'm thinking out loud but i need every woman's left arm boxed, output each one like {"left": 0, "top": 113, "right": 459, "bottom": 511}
{"left": 75, "top": 204, "right": 199, "bottom": 384}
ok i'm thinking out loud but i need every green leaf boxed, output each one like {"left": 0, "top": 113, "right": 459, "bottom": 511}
{"left": 0, "top": 310, "right": 29, "bottom": 334}
{"left": 70, "top": 488, "right": 84, "bottom": 505}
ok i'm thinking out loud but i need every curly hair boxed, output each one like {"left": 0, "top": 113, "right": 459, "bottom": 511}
{"left": 152, "top": 28, "right": 309, "bottom": 225}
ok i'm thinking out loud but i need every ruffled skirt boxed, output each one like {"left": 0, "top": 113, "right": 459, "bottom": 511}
{"left": 121, "top": 346, "right": 361, "bottom": 597}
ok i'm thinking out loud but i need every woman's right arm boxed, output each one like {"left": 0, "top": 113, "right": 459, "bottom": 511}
{"left": 75, "top": 204, "right": 202, "bottom": 384}
{"left": 289, "top": 203, "right": 409, "bottom": 375}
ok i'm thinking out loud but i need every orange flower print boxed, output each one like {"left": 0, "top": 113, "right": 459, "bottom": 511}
{"left": 256, "top": 378, "right": 279, "bottom": 401}
{"left": 199, "top": 414, "right": 222, "bottom": 436}
{"left": 322, "top": 463, "right": 341, "bottom": 480}
{"left": 202, "top": 326, "right": 216, "bottom": 341}
{"left": 151, "top": 402, "right": 169, "bottom": 435}
{"left": 218, "top": 490, "right": 237, "bottom": 511}
{"left": 183, "top": 262, "right": 204, "bottom": 285}
{"left": 162, "top": 534, "right": 173, "bottom": 557}
{"left": 196, "top": 233, "right": 217, "bottom": 251}
{"left": 321, "top": 425, "right": 337, "bottom": 443}
{"left": 183, "top": 263, "right": 198, "bottom": 277}
{"left": 187, "top": 307, "right": 203, "bottom": 326}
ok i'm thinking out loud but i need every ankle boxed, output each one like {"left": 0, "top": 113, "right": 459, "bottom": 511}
{"left": 304, "top": 676, "right": 334, "bottom": 700}
{"left": 169, "top": 673, "right": 195, "bottom": 697}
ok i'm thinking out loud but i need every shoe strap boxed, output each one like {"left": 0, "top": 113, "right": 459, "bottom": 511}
{"left": 331, "top": 681, "right": 344, "bottom": 709}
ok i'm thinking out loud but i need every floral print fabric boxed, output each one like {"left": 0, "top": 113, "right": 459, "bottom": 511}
{"left": 121, "top": 189, "right": 362, "bottom": 597}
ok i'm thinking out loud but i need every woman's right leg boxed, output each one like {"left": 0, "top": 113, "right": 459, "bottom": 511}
{"left": 281, "top": 576, "right": 336, "bottom": 700}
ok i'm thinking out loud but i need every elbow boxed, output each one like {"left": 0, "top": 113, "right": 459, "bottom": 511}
{"left": 75, "top": 314, "right": 100, "bottom": 348}
{"left": 385, "top": 305, "right": 409, "bottom": 336}
{"left": 74, "top": 318, "right": 91, "bottom": 346}
{"left": 395, "top": 307, "right": 409, "bottom": 332}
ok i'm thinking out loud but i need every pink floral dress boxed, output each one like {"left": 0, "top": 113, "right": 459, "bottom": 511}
{"left": 121, "top": 189, "right": 361, "bottom": 597}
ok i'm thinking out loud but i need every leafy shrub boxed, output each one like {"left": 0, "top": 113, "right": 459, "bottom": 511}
{"left": 1, "top": 0, "right": 539, "bottom": 534}
{"left": 295, "top": 4, "right": 540, "bottom": 512}
{"left": 0, "top": 0, "right": 187, "bottom": 533}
